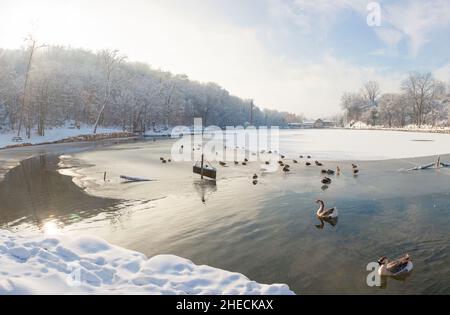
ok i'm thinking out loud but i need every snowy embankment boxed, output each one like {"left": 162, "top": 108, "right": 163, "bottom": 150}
{"left": 345, "top": 121, "right": 450, "bottom": 133}
{"left": 0, "top": 230, "right": 294, "bottom": 295}
{"left": 0, "top": 125, "right": 130, "bottom": 150}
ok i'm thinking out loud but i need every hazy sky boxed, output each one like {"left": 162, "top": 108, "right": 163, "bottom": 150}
{"left": 0, "top": 0, "right": 449, "bottom": 118}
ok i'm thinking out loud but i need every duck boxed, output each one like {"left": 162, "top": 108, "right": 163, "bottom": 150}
{"left": 160, "top": 157, "right": 165, "bottom": 161}
{"left": 377, "top": 254, "right": 413, "bottom": 276}
{"left": 306, "top": 162, "right": 311, "bottom": 166}
{"left": 161, "top": 159, "right": 167, "bottom": 164}
{"left": 242, "top": 162, "right": 247, "bottom": 166}
{"left": 265, "top": 161, "right": 270, "bottom": 165}
{"left": 253, "top": 174, "right": 258, "bottom": 180}
{"left": 353, "top": 169, "right": 359, "bottom": 175}
{"left": 316, "top": 199, "right": 338, "bottom": 219}
{"left": 280, "top": 154, "right": 285, "bottom": 159}
{"left": 293, "top": 159, "right": 298, "bottom": 164}
{"left": 167, "top": 159, "right": 172, "bottom": 163}
{"left": 321, "top": 177, "right": 331, "bottom": 184}
{"left": 307, "top": 155, "right": 311, "bottom": 159}
{"left": 219, "top": 161, "right": 226, "bottom": 167}
{"left": 315, "top": 161, "right": 323, "bottom": 166}
{"left": 326, "top": 169, "right": 335, "bottom": 175}
{"left": 352, "top": 163, "right": 358, "bottom": 169}
{"left": 244, "top": 158, "right": 249, "bottom": 162}
{"left": 299, "top": 155, "right": 304, "bottom": 158}
{"left": 234, "top": 161, "right": 239, "bottom": 165}
{"left": 321, "top": 169, "right": 327, "bottom": 174}
{"left": 282, "top": 166, "right": 290, "bottom": 173}
{"left": 252, "top": 179, "right": 258, "bottom": 185}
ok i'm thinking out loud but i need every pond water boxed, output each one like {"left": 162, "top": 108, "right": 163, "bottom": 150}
{"left": 0, "top": 129, "right": 449, "bottom": 294}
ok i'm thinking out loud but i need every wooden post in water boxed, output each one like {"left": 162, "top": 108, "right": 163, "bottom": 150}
{"left": 104, "top": 171, "right": 107, "bottom": 181}
{"left": 200, "top": 154, "right": 204, "bottom": 179}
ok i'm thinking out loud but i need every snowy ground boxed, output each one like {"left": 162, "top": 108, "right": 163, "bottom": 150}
{"left": 0, "top": 125, "right": 123, "bottom": 149}
{"left": 0, "top": 230, "right": 294, "bottom": 295}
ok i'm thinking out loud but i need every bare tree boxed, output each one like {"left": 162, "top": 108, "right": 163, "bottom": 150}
{"left": 361, "top": 81, "right": 380, "bottom": 106}
{"left": 17, "top": 35, "right": 45, "bottom": 138}
{"left": 401, "top": 72, "right": 438, "bottom": 127}
{"left": 93, "top": 49, "right": 125, "bottom": 134}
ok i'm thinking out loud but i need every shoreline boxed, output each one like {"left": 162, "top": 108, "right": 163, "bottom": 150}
{"left": 340, "top": 127, "right": 450, "bottom": 134}
{"left": 0, "top": 131, "right": 138, "bottom": 151}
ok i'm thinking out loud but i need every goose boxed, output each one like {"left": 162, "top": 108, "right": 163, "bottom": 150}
{"left": 219, "top": 161, "right": 226, "bottom": 166}
{"left": 306, "top": 162, "right": 311, "bottom": 166}
{"left": 321, "top": 177, "right": 331, "bottom": 184}
{"left": 316, "top": 200, "right": 338, "bottom": 219}
{"left": 377, "top": 254, "right": 413, "bottom": 276}
{"left": 253, "top": 174, "right": 258, "bottom": 180}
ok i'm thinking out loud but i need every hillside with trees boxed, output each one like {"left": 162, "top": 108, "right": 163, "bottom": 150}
{"left": 0, "top": 42, "right": 303, "bottom": 139}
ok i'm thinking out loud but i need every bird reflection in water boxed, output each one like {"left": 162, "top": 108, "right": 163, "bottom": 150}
{"left": 315, "top": 217, "right": 338, "bottom": 229}
{"left": 378, "top": 271, "right": 413, "bottom": 289}
{"left": 193, "top": 179, "right": 217, "bottom": 204}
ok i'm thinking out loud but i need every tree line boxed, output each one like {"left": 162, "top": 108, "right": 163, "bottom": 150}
{"left": 341, "top": 75, "right": 450, "bottom": 128}
{"left": 0, "top": 40, "right": 303, "bottom": 138}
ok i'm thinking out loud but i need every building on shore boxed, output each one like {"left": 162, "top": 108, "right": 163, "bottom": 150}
{"left": 288, "top": 119, "right": 334, "bottom": 129}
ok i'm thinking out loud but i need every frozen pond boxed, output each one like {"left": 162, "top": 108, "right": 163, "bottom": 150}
{"left": 277, "top": 129, "right": 450, "bottom": 160}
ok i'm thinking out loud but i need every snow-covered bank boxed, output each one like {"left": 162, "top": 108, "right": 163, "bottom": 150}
{"left": 0, "top": 230, "right": 294, "bottom": 295}
{"left": 344, "top": 122, "right": 450, "bottom": 134}
{"left": 0, "top": 125, "right": 128, "bottom": 150}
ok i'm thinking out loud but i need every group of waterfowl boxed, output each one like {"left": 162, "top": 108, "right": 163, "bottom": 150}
{"left": 159, "top": 157, "right": 172, "bottom": 163}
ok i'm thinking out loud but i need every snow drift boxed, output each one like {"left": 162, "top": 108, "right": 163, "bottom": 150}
{"left": 0, "top": 230, "right": 294, "bottom": 295}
